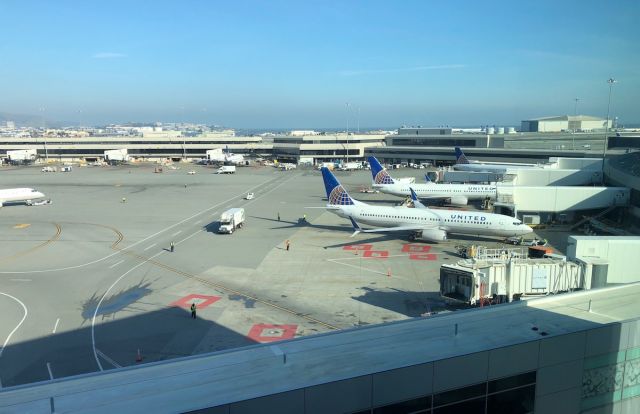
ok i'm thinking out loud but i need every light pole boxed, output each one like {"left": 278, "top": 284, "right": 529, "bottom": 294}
{"left": 571, "top": 98, "right": 580, "bottom": 149}
{"left": 601, "top": 78, "right": 617, "bottom": 180}
{"left": 180, "top": 105, "right": 186, "bottom": 161}
{"left": 39, "top": 107, "right": 48, "bottom": 162}
{"left": 345, "top": 102, "right": 351, "bottom": 163}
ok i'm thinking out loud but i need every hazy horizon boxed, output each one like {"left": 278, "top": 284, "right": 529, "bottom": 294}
{"left": 1, "top": 1, "right": 638, "bottom": 128}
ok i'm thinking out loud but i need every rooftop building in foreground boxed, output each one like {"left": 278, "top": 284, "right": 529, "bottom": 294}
{"left": 2, "top": 284, "right": 640, "bottom": 413}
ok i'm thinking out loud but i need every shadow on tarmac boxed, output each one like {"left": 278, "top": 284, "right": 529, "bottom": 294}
{"left": 0, "top": 300, "right": 258, "bottom": 388}
{"left": 352, "top": 287, "right": 451, "bottom": 317}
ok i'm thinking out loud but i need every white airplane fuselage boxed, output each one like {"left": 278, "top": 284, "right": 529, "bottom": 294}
{"left": 453, "top": 162, "right": 538, "bottom": 173}
{"left": 0, "top": 188, "right": 46, "bottom": 206}
{"left": 329, "top": 201, "right": 532, "bottom": 238}
{"left": 374, "top": 182, "right": 496, "bottom": 201}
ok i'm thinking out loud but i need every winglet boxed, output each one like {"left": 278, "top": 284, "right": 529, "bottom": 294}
{"left": 409, "top": 187, "right": 419, "bottom": 202}
{"left": 425, "top": 173, "right": 432, "bottom": 183}
{"left": 409, "top": 187, "right": 427, "bottom": 209}
{"left": 348, "top": 216, "right": 362, "bottom": 237}
{"left": 454, "top": 147, "right": 469, "bottom": 164}
{"left": 368, "top": 156, "right": 394, "bottom": 185}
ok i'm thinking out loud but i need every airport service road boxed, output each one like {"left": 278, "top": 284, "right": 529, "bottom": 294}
{"left": 0, "top": 164, "right": 520, "bottom": 387}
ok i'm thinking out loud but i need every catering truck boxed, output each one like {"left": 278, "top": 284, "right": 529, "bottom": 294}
{"left": 216, "top": 165, "right": 236, "bottom": 174}
{"left": 218, "top": 208, "right": 245, "bottom": 234}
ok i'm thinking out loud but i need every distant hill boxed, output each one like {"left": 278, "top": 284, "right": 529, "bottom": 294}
{"left": 0, "top": 112, "right": 63, "bottom": 128}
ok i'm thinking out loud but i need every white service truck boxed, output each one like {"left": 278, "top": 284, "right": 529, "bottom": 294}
{"left": 216, "top": 165, "right": 236, "bottom": 174}
{"left": 218, "top": 208, "right": 245, "bottom": 234}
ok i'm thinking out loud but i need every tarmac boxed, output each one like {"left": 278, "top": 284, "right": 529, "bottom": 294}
{"left": 0, "top": 163, "right": 552, "bottom": 387}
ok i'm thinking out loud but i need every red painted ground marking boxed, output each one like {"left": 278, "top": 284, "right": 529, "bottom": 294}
{"left": 343, "top": 244, "right": 373, "bottom": 251}
{"left": 247, "top": 324, "right": 298, "bottom": 343}
{"left": 409, "top": 253, "right": 437, "bottom": 261}
{"left": 363, "top": 250, "right": 389, "bottom": 258}
{"left": 402, "top": 244, "right": 432, "bottom": 253}
{"left": 170, "top": 294, "right": 221, "bottom": 309}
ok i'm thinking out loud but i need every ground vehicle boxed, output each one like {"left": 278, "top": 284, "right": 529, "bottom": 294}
{"left": 216, "top": 165, "right": 236, "bottom": 174}
{"left": 218, "top": 208, "right": 245, "bottom": 234}
{"left": 504, "top": 236, "right": 547, "bottom": 246}
{"left": 187, "top": 170, "right": 196, "bottom": 175}
{"left": 26, "top": 199, "right": 52, "bottom": 206}
{"left": 42, "top": 166, "right": 56, "bottom": 172}
{"left": 245, "top": 192, "right": 254, "bottom": 200}
{"left": 339, "top": 162, "right": 362, "bottom": 171}
{"left": 60, "top": 166, "right": 73, "bottom": 172}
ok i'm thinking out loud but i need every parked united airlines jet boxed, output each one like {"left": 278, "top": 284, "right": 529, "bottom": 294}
{"left": 0, "top": 188, "right": 46, "bottom": 207}
{"left": 368, "top": 156, "right": 495, "bottom": 205}
{"left": 321, "top": 168, "right": 532, "bottom": 242}
{"left": 453, "top": 147, "right": 540, "bottom": 173}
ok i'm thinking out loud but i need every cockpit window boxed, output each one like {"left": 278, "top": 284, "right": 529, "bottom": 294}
{"left": 513, "top": 222, "right": 521, "bottom": 225}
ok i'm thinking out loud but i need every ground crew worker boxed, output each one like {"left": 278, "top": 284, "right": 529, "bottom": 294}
{"left": 277, "top": 212, "right": 280, "bottom": 221}
{"left": 170, "top": 241, "right": 175, "bottom": 252}
{"left": 303, "top": 214, "right": 307, "bottom": 222}
{"left": 121, "top": 197, "right": 126, "bottom": 203}
{"left": 286, "top": 239, "right": 290, "bottom": 251}
{"left": 190, "top": 303, "right": 197, "bottom": 319}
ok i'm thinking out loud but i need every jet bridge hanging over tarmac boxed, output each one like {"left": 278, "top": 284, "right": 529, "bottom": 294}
{"left": 493, "top": 185, "right": 629, "bottom": 222}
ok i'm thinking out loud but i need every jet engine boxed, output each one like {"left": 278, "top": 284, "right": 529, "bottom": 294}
{"left": 449, "top": 195, "right": 469, "bottom": 206}
{"left": 411, "top": 228, "right": 447, "bottom": 242}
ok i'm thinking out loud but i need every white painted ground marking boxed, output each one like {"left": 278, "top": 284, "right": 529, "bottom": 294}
{"left": 9, "top": 278, "right": 31, "bottom": 282}
{"left": 143, "top": 243, "right": 157, "bottom": 251}
{"left": 46, "top": 362, "right": 53, "bottom": 380}
{"left": 52, "top": 318, "right": 60, "bottom": 334}
{"left": 327, "top": 257, "right": 419, "bottom": 284}
{"left": 0, "top": 175, "right": 283, "bottom": 275}
{"left": 194, "top": 219, "right": 203, "bottom": 224}
{"left": 91, "top": 174, "right": 300, "bottom": 370}
{"left": 108, "top": 259, "right": 124, "bottom": 269}
{"left": 0, "top": 292, "right": 28, "bottom": 358}
{"left": 171, "top": 230, "right": 183, "bottom": 237}
{"left": 91, "top": 250, "right": 164, "bottom": 371}
{"left": 96, "top": 349, "right": 122, "bottom": 368}
{"left": 176, "top": 230, "right": 204, "bottom": 245}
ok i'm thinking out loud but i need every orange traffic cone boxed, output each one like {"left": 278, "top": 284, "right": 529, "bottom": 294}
{"left": 136, "top": 349, "right": 143, "bottom": 363}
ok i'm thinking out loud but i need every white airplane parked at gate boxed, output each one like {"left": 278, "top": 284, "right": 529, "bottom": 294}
{"left": 320, "top": 167, "right": 532, "bottom": 242}
{"left": 453, "top": 147, "right": 541, "bottom": 173}
{"left": 207, "top": 146, "right": 245, "bottom": 164}
{"left": 0, "top": 188, "right": 46, "bottom": 207}
{"left": 368, "top": 156, "right": 496, "bottom": 205}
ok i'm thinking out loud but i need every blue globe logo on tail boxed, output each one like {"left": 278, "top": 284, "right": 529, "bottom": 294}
{"left": 374, "top": 170, "right": 394, "bottom": 185}
{"left": 329, "top": 186, "right": 354, "bottom": 205}
{"left": 321, "top": 167, "right": 354, "bottom": 205}
{"left": 367, "top": 156, "right": 394, "bottom": 185}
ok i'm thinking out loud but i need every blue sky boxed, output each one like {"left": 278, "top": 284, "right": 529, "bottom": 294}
{"left": 0, "top": 0, "right": 638, "bottom": 128}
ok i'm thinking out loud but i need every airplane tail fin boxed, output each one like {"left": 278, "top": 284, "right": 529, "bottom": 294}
{"left": 368, "top": 156, "right": 394, "bottom": 185}
{"left": 454, "top": 147, "right": 470, "bottom": 164}
{"left": 321, "top": 167, "right": 355, "bottom": 205}
{"left": 425, "top": 173, "right": 432, "bottom": 183}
